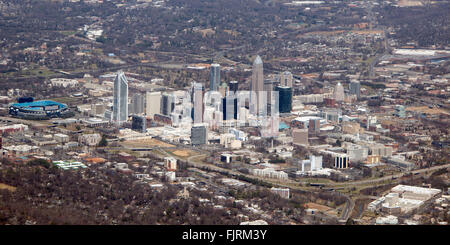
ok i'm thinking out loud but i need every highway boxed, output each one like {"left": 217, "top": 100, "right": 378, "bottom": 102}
{"left": 327, "top": 163, "right": 450, "bottom": 187}
{"left": 149, "top": 142, "right": 450, "bottom": 223}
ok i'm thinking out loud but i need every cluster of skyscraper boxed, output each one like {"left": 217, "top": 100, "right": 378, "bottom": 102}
{"left": 110, "top": 56, "right": 295, "bottom": 139}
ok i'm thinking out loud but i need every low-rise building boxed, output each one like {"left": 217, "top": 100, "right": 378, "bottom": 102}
{"left": 251, "top": 168, "right": 288, "bottom": 180}
{"left": 78, "top": 133, "right": 102, "bottom": 146}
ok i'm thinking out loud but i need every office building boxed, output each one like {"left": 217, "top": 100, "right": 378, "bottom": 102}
{"left": 279, "top": 71, "right": 293, "bottom": 87}
{"left": 260, "top": 116, "right": 279, "bottom": 138}
{"left": 145, "top": 91, "right": 161, "bottom": 118}
{"left": 251, "top": 168, "right": 288, "bottom": 180}
{"left": 210, "top": 63, "right": 220, "bottom": 91}
{"left": 218, "top": 82, "right": 228, "bottom": 97}
{"left": 275, "top": 86, "right": 292, "bottom": 113}
{"left": 131, "top": 93, "right": 145, "bottom": 115}
{"left": 345, "top": 143, "right": 369, "bottom": 162}
{"left": 333, "top": 82, "right": 345, "bottom": 102}
{"left": 251, "top": 55, "right": 264, "bottom": 115}
{"left": 293, "top": 128, "right": 308, "bottom": 145}
{"left": 191, "top": 124, "right": 207, "bottom": 145}
{"left": 164, "top": 157, "right": 177, "bottom": 171}
{"left": 369, "top": 185, "right": 442, "bottom": 214}
{"left": 308, "top": 118, "right": 320, "bottom": 135}
{"left": 78, "top": 133, "right": 102, "bottom": 146}
{"left": 192, "top": 82, "right": 204, "bottom": 124}
{"left": 161, "top": 93, "right": 175, "bottom": 116}
{"left": 349, "top": 80, "right": 361, "bottom": 99}
{"left": 334, "top": 154, "right": 350, "bottom": 169}
{"left": 112, "top": 71, "right": 129, "bottom": 122}
{"left": 271, "top": 187, "right": 290, "bottom": 199}
{"left": 222, "top": 94, "right": 238, "bottom": 121}
{"left": 131, "top": 115, "right": 147, "bottom": 133}
{"left": 299, "top": 155, "right": 323, "bottom": 172}
{"left": 229, "top": 81, "right": 238, "bottom": 94}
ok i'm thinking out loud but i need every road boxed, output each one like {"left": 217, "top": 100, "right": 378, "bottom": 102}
{"left": 153, "top": 147, "right": 356, "bottom": 221}
{"left": 151, "top": 144, "right": 450, "bottom": 223}
{"left": 328, "top": 163, "right": 450, "bottom": 187}
{"left": 340, "top": 193, "right": 355, "bottom": 222}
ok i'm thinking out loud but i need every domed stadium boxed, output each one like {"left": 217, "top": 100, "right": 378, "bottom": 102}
{"left": 9, "top": 100, "right": 73, "bottom": 120}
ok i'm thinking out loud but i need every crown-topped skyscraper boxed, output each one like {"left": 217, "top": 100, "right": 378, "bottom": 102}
{"left": 251, "top": 55, "right": 264, "bottom": 115}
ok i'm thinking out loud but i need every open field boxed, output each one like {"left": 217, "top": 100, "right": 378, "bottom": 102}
{"left": 122, "top": 138, "right": 174, "bottom": 148}
{"left": 48, "top": 97, "right": 83, "bottom": 105}
{"left": 170, "top": 149, "right": 194, "bottom": 158}
{"left": 406, "top": 106, "right": 450, "bottom": 116}
{"left": 0, "top": 183, "right": 17, "bottom": 192}
{"left": 305, "top": 202, "right": 333, "bottom": 212}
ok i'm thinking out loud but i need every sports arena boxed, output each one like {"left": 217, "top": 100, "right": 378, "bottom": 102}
{"left": 9, "top": 100, "right": 73, "bottom": 120}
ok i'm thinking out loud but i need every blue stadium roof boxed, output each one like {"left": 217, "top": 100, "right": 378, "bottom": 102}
{"left": 11, "top": 100, "right": 67, "bottom": 111}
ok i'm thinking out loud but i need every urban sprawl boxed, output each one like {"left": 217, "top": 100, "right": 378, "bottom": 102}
{"left": 0, "top": 0, "right": 448, "bottom": 225}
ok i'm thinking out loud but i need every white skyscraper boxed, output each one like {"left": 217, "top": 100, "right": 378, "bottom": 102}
{"left": 113, "top": 71, "right": 128, "bottom": 123}
{"left": 251, "top": 55, "right": 264, "bottom": 115}
{"left": 334, "top": 82, "right": 345, "bottom": 102}
{"left": 279, "top": 71, "right": 293, "bottom": 87}
{"left": 145, "top": 91, "right": 161, "bottom": 118}
{"left": 192, "top": 82, "right": 204, "bottom": 124}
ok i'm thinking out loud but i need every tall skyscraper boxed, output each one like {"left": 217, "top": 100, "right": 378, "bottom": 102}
{"left": 192, "top": 82, "right": 204, "bottom": 124}
{"left": 279, "top": 71, "right": 293, "bottom": 87}
{"left": 161, "top": 93, "right": 175, "bottom": 116}
{"left": 229, "top": 81, "right": 238, "bottom": 94}
{"left": 334, "top": 82, "right": 345, "bottom": 102}
{"left": 251, "top": 55, "right": 264, "bottom": 115}
{"left": 222, "top": 94, "right": 238, "bottom": 121}
{"left": 131, "top": 93, "right": 145, "bottom": 115}
{"left": 145, "top": 91, "right": 161, "bottom": 118}
{"left": 275, "top": 86, "right": 292, "bottom": 113}
{"left": 349, "top": 80, "right": 361, "bottom": 99}
{"left": 113, "top": 71, "right": 128, "bottom": 122}
{"left": 210, "top": 63, "right": 220, "bottom": 91}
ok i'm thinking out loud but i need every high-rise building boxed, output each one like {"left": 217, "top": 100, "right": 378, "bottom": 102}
{"left": 251, "top": 55, "right": 264, "bottom": 115}
{"left": 191, "top": 124, "right": 207, "bottom": 145}
{"left": 293, "top": 128, "right": 308, "bottom": 145}
{"left": 260, "top": 116, "right": 279, "bottom": 138}
{"left": 349, "top": 80, "right": 361, "bottom": 99}
{"left": 192, "top": 82, "right": 204, "bottom": 124}
{"left": 222, "top": 94, "right": 238, "bottom": 121}
{"left": 131, "top": 115, "right": 146, "bottom": 133}
{"left": 145, "top": 91, "right": 161, "bottom": 118}
{"left": 210, "top": 64, "right": 220, "bottom": 91}
{"left": 308, "top": 118, "right": 320, "bottom": 135}
{"left": 279, "top": 71, "right": 293, "bottom": 87}
{"left": 218, "top": 82, "right": 228, "bottom": 97}
{"left": 229, "top": 81, "right": 238, "bottom": 94}
{"left": 275, "top": 86, "right": 292, "bottom": 113}
{"left": 333, "top": 82, "right": 345, "bottom": 102}
{"left": 112, "top": 71, "right": 129, "bottom": 122}
{"left": 161, "top": 93, "right": 175, "bottom": 116}
{"left": 264, "top": 79, "right": 273, "bottom": 114}
{"left": 131, "top": 93, "right": 145, "bottom": 115}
